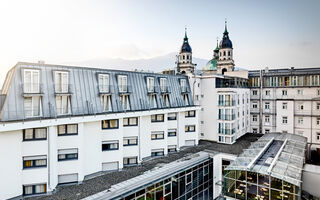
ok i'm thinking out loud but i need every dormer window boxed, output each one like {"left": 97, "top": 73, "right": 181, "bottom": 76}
{"left": 180, "top": 79, "right": 187, "bottom": 93}
{"left": 55, "top": 71, "right": 68, "bottom": 93}
{"left": 24, "top": 96, "right": 42, "bottom": 117}
{"left": 101, "top": 94, "right": 112, "bottom": 112}
{"left": 147, "top": 77, "right": 154, "bottom": 93}
{"left": 120, "top": 94, "right": 130, "bottom": 111}
{"left": 56, "top": 96, "right": 71, "bottom": 115}
{"left": 149, "top": 94, "right": 157, "bottom": 109}
{"left": 183, "top": 94, "right": 189, "bottom": 106}
{"left": 160, "top": 78, "right": 167, "bottom": 93}
{"left": 163, "top": 94, "right": 170, "bottom": 107}
{"left": 24, "top": 69, "right": 40, "bottom": 93}
{"left": 118, "top": 75, "right": 127, "bottom": 93}
{"left": 98, "top": 74, "right": 109, "bottom": 93}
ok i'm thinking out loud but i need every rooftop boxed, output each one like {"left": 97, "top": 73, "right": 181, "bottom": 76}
{"left": 32, "top": 133, "right": 261, "bottom": 200}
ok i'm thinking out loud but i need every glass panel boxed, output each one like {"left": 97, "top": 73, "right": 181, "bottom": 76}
{"left": 271, "top": 177, "right": 282, "bottom": 190}
{"left": 247, "top": 172, "right": 257, "bottom": 184}
{"left": 24, "top": 129, "right": 34, "bottom": 139}
{"left": 247, "top": 183, "right": 257, "bottom": 200}
{"left": 271, "top": 189, "right": 282, "bottom": 200}
{"left": 283, "top": 181, "right": 295, "bottom": 194}
{"left": 258, "top": 186, "right": 269, "bottom": 200}
{"left": 258, "top": 174, "right": 270, "bottom": 187}
{"left": 224, "top": 178, "right": 236, "bottom": 198}
{"left": 236, "top": 170, "right": 246, "bottom": 181}
{"left": 235, "top": 181, "right": 246, "bottom": 200}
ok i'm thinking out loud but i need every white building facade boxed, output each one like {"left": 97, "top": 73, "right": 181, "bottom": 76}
{"left": 0, "top": 62, "right": 199, "bottom": 199}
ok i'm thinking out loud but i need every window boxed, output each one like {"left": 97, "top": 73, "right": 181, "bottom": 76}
{"left": 56, "top": 96, "right": 71, "bottom": 115}
{"left": 23, "top": 184, "right": 46, "bottom": 196}
{"left": 265, "top": 102, "right": 270, "bottom": 110}
{"left": 252, "top": 128, "right": 258, "bottom": 133}
{"left": 282, "top": 102, "right": 288, "bottom": 109}
{"left": 299, "top": 104, "right": 304, "bottom": 110}
{"left": 98, "top": 74, "right": 109, "bottom": 93}
{"left": 185, "top": 110, "right": 196, "bottom": 117}
{"left": 160, "top": 78, "right": 167, "bottom": 93}
{"left": 282, "top": 130, "right": 288, "bottom": 134}
{"left": 183, "top": 94, "right": 189, "bottom": 106}
{"left": 317, "top": 118, "right": 320, "bottom": 125}
{"left": 24, "top": 69, "right": 40, "bottom": 93}
{"left": 265, "top": 115, "right": 270, "bottom": 123}
{"left": 195, "top": 95, "right": 199, "bottom": 101}
{"left": 317, "top": 103, "right": 320, "bottom": 110}
{"left": 201, "top": 121, "right": 204, "bottom": 124}
{"left": 101, "top": 94, "right": 112, "bottom": 112}
{"left": 123, "top": 156, "right": 138, "bottom": 166}
{"left": 282, "top": 116, "right": 288, "bottom": 124}
{"left": 58, "top": 124, "right": 78, "bottom": 136}
{"left": 282, "top": 90, "right": 287, "bottom": 96}
{"left": 180, "top": 79, "right": 187, "bottom": 93}
{"left": 149, "top": 94, "right": 157, "bottom": 109}
{"left": 24, "top": 96, "right": 42, "bottom": 117}
{"left": 23, "top": 128, "right": 47, "bottom": 141}
{"left": 120, "top": 94, "right": 130, "bottom": 110}
{"left": 123, "top": 117, "right": 138, "bottom": 126}
{"left": 298, "top": 117, "right": 303, "bottom": 125}
{"left": 151, "top": 149, "right": 164, "bottom": 157}
{"left": 317, "top": 133, "right": 320, "bottom": 141}
{"left": 318, "top": 89, "right": 320, "bottom": 96}
{"left": 151, "top": 132, "right": 164, "bottom": 140}
{"left": 252, "top": 115, "right": 258, "bottom": 122}
{"left": 151, "top": 114, "right": 164, "bottom": 122}
{"left": 297, "top": 89, "right": 303, "bottom": 95}
{"left": 168, "top": 145, "right": 177, "bottom": 153}
{"left": 102, "top": 119, "right": 119, "bottom": 129}
{"left": 161, "top": 94, "right": 169, "bottom": 107}
{"left": 102, "top": 141, "right": 119, "bottom": 151}
{"left": 219, "top": 136, "right": 224, "bottom": 142}
{"left": 185, "top": 125, "right": 195, "bottom": 132}
{"left": 168, "top": 129, "right": 177, "bottom": 137}
{"left": 147, "top": 77, "right": 154, "bottom": 92}
{"left": 23, "top": 155, "right": 47, "bottom": 169}
{"left": 265, "top": 90, "right": 270, "bottom": 96}
{"left": 123, "top": 137, "right": 138, "bottom": 146}
{"left": 58, "top": 148, "right": 78, "bottom": 161}
{"left": 252, "top": 102, "right": 258, "bottom": 109}
{"left": 252, "top": 90, "right": 258, "bottom": 96}
{"left": 54, "top": 71, "right": 68, "bottom": 93}
{"left": 118, "top": 75, "right": 128, "bottom": 93}
{"left": 167, "top": 113, "right": 177, "bottom": 120}
{"left": 265, "top": 129, "right": 270, "bottom": 134}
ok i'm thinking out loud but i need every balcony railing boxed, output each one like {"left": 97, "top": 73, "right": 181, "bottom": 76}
{"left": 218, "top": 114, "right": 236, "bottom": 121}
{"left": 54, "top": 84, "right": 72, "bottom": 94}
{"left": 218, "top": 128, "right": 236, "bottom": 135}
{"left": 218, "top": 100, "right": 236, "bottom": 107}
{"left": 22, "top": 83, "right": 43, "bottom": 95}
{"left": 118, "top": 85, "right": 132, "bottom": 93}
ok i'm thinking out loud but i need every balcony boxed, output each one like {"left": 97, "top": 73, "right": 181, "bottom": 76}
{"left": 218, "top": 100, "right": 236, "bottom": 107}
{"left": 22, "top": 83, "right": 43, "bottom": 96}
{"left": 54, "top": 84, "right": 72, "bottom": 94}
{"left": 218, "top": 128, "right": 236, "bottom": 135}
{"left": 218, "top": 114, "right": 236, "bottom": 121}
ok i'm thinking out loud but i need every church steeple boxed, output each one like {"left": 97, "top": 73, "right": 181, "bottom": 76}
{"left": 217, "top": 20, "right": 234, "bottom": 74}
{"left": 177, "top": 27, "right": 196, "bottom": 74}
{"left": 181, "top": 28, "right": 192, "bottom": 53}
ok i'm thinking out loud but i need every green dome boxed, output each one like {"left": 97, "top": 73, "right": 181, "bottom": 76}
{"left": 205, "top": 58, "right": 218, "bottom": 71}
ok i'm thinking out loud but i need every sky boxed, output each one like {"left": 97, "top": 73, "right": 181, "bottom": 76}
{"left": 0, "top": 0, "right": 320, "bottom": 85}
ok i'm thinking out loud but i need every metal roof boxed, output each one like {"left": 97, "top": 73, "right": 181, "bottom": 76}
{"left": 0, "top": 62, "right": 194, "bottom": 122}
{"left": 226, "top": 132, "right": 307, "bottom": 187}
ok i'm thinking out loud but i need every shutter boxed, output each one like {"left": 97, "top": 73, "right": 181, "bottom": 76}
{"left": 102, "top": 161, "right": 119, "bottom": 171}
{"left": 185, "top": 140, "right": 195, "bottom": 146}
{"left": 58, "top": 173, "right": 78, "bottom": 184}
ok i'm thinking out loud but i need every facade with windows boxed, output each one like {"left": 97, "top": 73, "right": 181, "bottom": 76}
{"left": 0, "top": 62, "right": 199, "bottom": 199}
{"left": 249, "top": 67, "right": 320, "bottom": 151}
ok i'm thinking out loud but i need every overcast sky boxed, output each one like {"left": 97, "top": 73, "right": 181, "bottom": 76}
{"left": 0, "top": 0, "right": 319, "bottom": 84}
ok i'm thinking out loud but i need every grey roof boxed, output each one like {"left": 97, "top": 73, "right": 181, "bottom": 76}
{"left": 0, "top": 62, "right": 194, "bottom": 122}
{"left": 31, "top": 133, "right": 261, "bottom": 200}
{"left": 248, "top": 67, "right": 320, "bottom": 77}
{"left": 226, "top": 132, "right": 307, "bottom": 187}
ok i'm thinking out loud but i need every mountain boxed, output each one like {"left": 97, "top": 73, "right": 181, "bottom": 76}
{"left": 65, "top": 52, "right": 208, "bottom": 73}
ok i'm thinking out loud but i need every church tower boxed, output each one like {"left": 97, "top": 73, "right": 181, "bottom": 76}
{"left": 217, "top": 21, "right": 235, "bottom": 74}
{"left": 177, "top": 28, "right": 196, "bottom": 74}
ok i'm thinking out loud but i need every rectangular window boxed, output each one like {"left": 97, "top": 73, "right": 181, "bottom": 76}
{"left": 298, "top": 117, "right": 303, "bottom": 125}
{"left": 98, "top": 74, "right": 109, "bottom": 93}
{"left": 118, "top": 75, "right": 128, "bottom": 93}
{"left": 185, "top": 110, "right": 196, "bottom": 117}
{"left": 265, "top": 129, "right": 270, "bottom": 134}
{"left": 299, "top": 104, "right": 304, "bottom": 110}
{"left": 183, "top": 94, "right": 189, "bottom": 106}
{"left": 151, "top": 131, "right": 164, "bottom": 140}
{"left": 265, "top": 102, "right": 270, "bottom": 110}
{"left": 180, "top": 79, "right": 187, "bottom": 92}
{"left": 282, "top": 90, "right": 287, "bottom": 96}
{"left": 54, "top": 71, "right": 68, "bottom": 93}
{"left": 297, "top": 89, "right": 303, "bottom": 95}
{"left": 58, "top": 148, "right": 78, "bottom": 161}
{"left": 102, "top": 140, "right": 119, "bottom": 151}
{"left": 149, "top": 94, "right": 157, "bottom": 109}
{"left": 102, "top": 119, "right": 119, "bottom": 129}
{"left": 23, "top": 184, "right": 46, "bottom": 196}
{"left": 151, "top": 149, "right": 164, "bottom": 157}
{"left": 167, "top": 113, "right": 177, "bottom": 120}
{"left": 185, "top": 125, "right": 195, "bottom": 132}
{"left": 317, "top": 103, "right": 320, "bottom": 110}
{"left": 252, "top": 128, "right": 258, "bottom": 133}
{"left": 101, "top": 94, "right": 112, "bottom": 112}
{"left": 252, "top": 90, "right": 258, "bottom": 96}
{"left": 123, "top": 137, "right": 138, "bottom": 146}
{"left": 317, "top": 118, "right": 320, "bottom": 125}
{"left": 123, "top": 156, "right": 138, "bottom": 166}
{"left": 24, "top": 69, "right": 40, "bottom": 93}
{"left": 265, "top": 90, "right": 270, "bottom": 96}
{"left": 168, "top": 129, "right": 177, "bottom": 137}
{"left": 23, "top": 155, "right": 47, "bottom": 169}
{"left": 168, "top": 145, "right": 177, "bottom": 153}
{"left": 147, "top": 77, "right": 155, "bottom": 92}
{"left": 162, "top": 94, "right": 170, "bottom": 107}
{"left": 160, "top": 78, "right": 167, "bottom": 93}
{"left": 56, "top": 95, "right": 71, "bottom": 115}
{"left": 317, "top": 133, "right": 320, "bottom": 141}
{"left": 282, "top": 116, "right": 288, "bottom": 124}
{"left": 252, "top": 115, "right": 258, "bottom": 122}
{"left": 120, "top": 94, "right": 130, "bottom": 110}
{"left": 282, "top": 102, "right": 288, "bottom": 109}
{"left": 58, "top": 124, "right": 78, "bottom": 136}
{"left": 23, "top": 128, "right": 47, "bottom": 141}
{"left": 24, "top": 96, "right": 42, "bottom": 117}
{"left": 123, "top": 117, "right": 138, "bottom": 126}
{"left": 252, "top": 102, "right": 258, "bottom": 109}
{"left": 151, "top": 114, "right": 164, "bottom": 122}
{"left": 265, "top": 115, "right": 270, "bottom": 123}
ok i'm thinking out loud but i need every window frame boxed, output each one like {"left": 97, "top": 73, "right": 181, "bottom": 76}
{"left": 168, "top": 129, "right": 177, "bottom": 137}
{"left": 23, "top": 183, "right": 47, "bottom": 196}
{"left": 151, "top": 114, "right": 164, "bottom": 122}
{"left": 151, "top": 131, "right": 165, "bottom": 140}
{"left": 123, "top": 137, "right": 138, "bottom": 146}
{"left": 118, "top": 75, "right": 128, "bottom": 93}
{"left": 58, "top": 148, "right": 78, "bottom": 161}
{"left": 167, "top": 113, "right": 177, "bottom": 120}
{"left": 102, "top": 141, "right": 119, "bottom": 151}
{"left": 185, "top": 110, "right": 196, "bottom": 118}
{"left": 123, "top": 156, "right": 138, "bottom": 166}
{"left": 98, "top": 74, "right": 110, "bottom": 93}
{"left": 123, "top": 117, "right": 138, "bottom": 127}
{"left": 185, "top": 125, "right": 196, "bottom": 132}
{"left": 151, "top": 149, "right": 164, "bottom": 157}
{"left": 102, "top": 119, "right": 119, "bottom": 129}
{"left": 23, "top": 155, "right": 47, "bottom": 169}
{"left": 57, "top": 124, "right": 78, "bottom": 136}
{"left": 54, "top": 71, "right": 69, "bottom": 93}
{"left": 146, "top": 77, "right": 155, "bottom": 93}
{"left": 24, "top": 96, "right": 43, "bottom": 118}
{"left": 23, "top": 128, "right": 47, "bottom": 141}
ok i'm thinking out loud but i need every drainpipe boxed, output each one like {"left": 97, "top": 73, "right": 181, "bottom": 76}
{"left": 259, "top": 70, "right": 263, "bottom": 134}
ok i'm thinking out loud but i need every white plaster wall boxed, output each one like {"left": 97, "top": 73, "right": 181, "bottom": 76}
{"left": 302, "top": 164, "right": 320, "bottom": 197}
